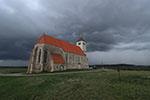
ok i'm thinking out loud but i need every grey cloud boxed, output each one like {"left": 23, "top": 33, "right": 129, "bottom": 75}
{"left": 0, "top": 0, "right": 150, "bottom": 62}
{"left": 0, "top": 35, "right": 37, "bottom": 60}
{"left": 88, "top": 50, "right": 150, "bottom": 65}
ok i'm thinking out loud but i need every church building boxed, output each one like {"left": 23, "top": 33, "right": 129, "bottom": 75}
{"left": 27, "top": 34, "right": 88, "bottom": 73}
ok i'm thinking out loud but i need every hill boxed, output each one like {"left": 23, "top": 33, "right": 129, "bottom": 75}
{"left": 89, "top": 64, "right": 150, "bottom": 70}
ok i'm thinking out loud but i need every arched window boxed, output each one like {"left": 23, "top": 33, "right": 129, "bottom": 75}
{"left": 66, "top": 54, "right": 69, "bottom": 62}
{"left": 44, "top": 50, "right": 48, "bottom": 63}
{"left": 38, "top": 49, "right": 41, "bottom": 63}
{"left": 72, "top": 55, "right": 75, "bottom": 63}
{"left": 34, "top": 47, "right": 38, "bottom": 60}
{"left": 33, "top": 47, "right": 38, "bottom": 65}
{"left": 78, "top": 56, "right": 81, "bottom": 63}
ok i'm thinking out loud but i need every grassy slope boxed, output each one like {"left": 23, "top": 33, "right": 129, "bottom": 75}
{"left": 0, "top": 69, "right": 150, "bottom": 100}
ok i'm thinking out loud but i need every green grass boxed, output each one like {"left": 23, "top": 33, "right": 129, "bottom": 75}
{"left": 32, "top": 68, "right": 93, "bottom": 74}
{"left": 0, "top": 68, "right": 27, "bottom": 74}
{"left": 0, "top": 69, "right": 150, "bottom": 100}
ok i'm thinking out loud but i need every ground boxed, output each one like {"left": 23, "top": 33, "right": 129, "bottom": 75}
{"left": 0, "top": 68, "right": 150, "bottom": 100}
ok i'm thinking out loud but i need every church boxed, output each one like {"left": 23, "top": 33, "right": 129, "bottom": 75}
{"left": 27, "top": 34, "right": 89, "bottom": 73}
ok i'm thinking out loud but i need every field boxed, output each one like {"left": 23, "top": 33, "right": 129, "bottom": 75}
{"left": 0, "top": 67, "right": 27, "bottom": 74}
{"left": 0, "top": 68, "right": 150, "bottom": 100}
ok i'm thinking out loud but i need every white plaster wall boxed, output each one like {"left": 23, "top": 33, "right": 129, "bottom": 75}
{"left": 76, "top": 41, "right": 86, "bottom": 53}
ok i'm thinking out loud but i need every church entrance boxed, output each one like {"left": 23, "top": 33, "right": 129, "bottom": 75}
{"left": 78, "top": 64, "right": 81, "bottom": 69}
{"left": 60, "top": 65, "right": 64, "bottom": 71}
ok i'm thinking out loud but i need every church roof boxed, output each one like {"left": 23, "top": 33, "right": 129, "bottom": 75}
{"left": 36, "top": 34, "right": 86, "bottom": 56}
{"left": 51, "top": 53, "right": 66, "bottom": 64}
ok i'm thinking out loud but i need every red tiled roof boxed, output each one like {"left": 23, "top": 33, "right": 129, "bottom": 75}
{"left": 36, "top": 34, "right": 86, "bottom": 56}
{"left": 51, "top": 53, "right": 65, "bottom": 64}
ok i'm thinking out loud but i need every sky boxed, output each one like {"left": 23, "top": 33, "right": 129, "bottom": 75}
{"left": 0, "top": 0, "right": 150, "bottom": 66}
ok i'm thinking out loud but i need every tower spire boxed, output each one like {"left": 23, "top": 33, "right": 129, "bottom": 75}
{"left": 77, "top": 33, "right": 85, "bottom": 42}
{"left": 80, "top": 33, "right": 83, "bottom": 39}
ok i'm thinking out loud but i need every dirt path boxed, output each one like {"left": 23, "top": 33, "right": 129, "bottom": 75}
{"left": 0, "top": 70, "right": 100, "bottom": 77}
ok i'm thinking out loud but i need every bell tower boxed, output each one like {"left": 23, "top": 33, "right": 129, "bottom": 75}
{"left": 76, "top": 34, "right": 86, "bottom": 53}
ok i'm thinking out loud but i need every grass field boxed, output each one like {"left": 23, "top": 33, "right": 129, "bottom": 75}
{"left": 0, "top": 69, "right": 150, "bottom": 100}
{"left": 0, "top": 68, "right": 27, "bottom": 74}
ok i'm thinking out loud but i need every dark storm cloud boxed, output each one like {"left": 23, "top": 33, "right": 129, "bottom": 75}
{"left": 0, "top": 0, "right": 150, "bottom": 60}
{"left": 0, "top": 35, "right": 37, "bottom": 60}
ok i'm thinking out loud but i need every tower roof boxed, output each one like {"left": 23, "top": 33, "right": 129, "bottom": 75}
{"left": 77, "top": 34, "right": 85, "bottom": 42}
{"left": 36, "top": 34, "right": 86, "bottom": 56}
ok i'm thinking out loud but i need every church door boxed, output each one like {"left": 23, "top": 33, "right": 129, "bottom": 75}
{"left": 60, "top": 65, "right": 64, "bottom": 71}
{"left": 78, "top": 64, "right": 81, "bottom": 69}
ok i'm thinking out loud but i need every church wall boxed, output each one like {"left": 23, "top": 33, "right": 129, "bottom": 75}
{"left": 64, "top": 52, "right": 89, "bottom": 69}
{"left": 43, "top": 44, "right": 67, "bottom": 72}
{"left": 28, "top": 44, "right": 45, "bottom": 73}
{"left": 28, "top": 43, "right": 88, "bottom": 73}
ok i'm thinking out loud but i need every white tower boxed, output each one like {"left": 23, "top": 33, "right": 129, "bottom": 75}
{"left": 76, "top": 34, "right": 86, "bottom": 53}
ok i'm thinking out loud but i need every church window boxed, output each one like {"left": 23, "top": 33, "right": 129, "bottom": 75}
{"left": 66, "top": 54, "right": 69, "bottom": 62}
{"left": 78, "top": 56, "right": 81, "bottom": 63}
{"left": 78, "top": 43, "right": 81, "bottom": 45}
{"left": 38, "top": 49, "right": 41, "bottom": 63}
{"left": 72, "top": 55, "right": 75, "bottom": 63}
{"left": 83, "top": 43, "right": 85, "bottom": 45}
{"left": 44, "top": 50, "right": 48, "bottom": 63}
{"left": 34, "top": 47, "right": 38, "bottom": 62}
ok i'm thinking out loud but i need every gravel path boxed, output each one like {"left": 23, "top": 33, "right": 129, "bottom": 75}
{"left": 0, "top": 70, "right": 100, "bottom": 77}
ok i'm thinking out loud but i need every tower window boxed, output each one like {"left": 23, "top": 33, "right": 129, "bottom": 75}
{"left": 78, "top": 43, "right": 81, "bottom": 45}
{"left": 83, "top": 43, "right": 85, "bottom": 45}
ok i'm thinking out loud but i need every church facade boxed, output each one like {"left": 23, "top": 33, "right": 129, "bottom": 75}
{"left": 27, "top": 34, "right": 88, "bottom": 73}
